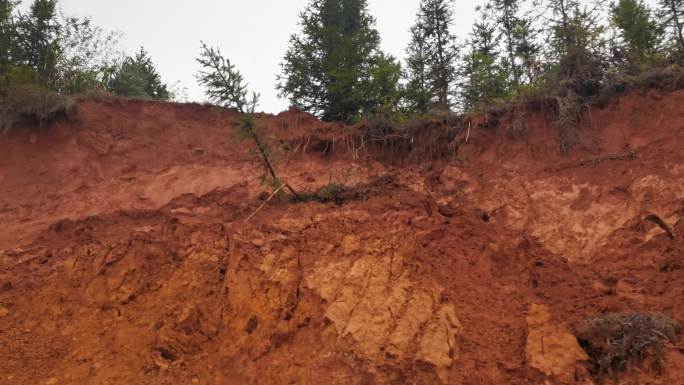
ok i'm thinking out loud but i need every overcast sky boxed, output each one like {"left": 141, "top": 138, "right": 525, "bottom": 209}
{"left": 44, "top": 0, "right": 480, "bottom": 113}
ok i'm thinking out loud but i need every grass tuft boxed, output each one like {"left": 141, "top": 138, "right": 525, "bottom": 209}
{"left": 577, "top": 312, "right": 682, "bottom": 380}
{"left": 0, "top": 85, "right": 77, "bottom": 134}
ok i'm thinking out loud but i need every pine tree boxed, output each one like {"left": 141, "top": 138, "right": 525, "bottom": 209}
{"left": 513, "top": 16, "right": 541, "bottom": 84}
{"left": 109, "top": 47, "right": 169, "bottom": 100}
{"left": 403, "top": 25, "right": 432, "bottom": 114}
{"left": 411, "top": 0, "right": 459, "bottom": 110}
{"left": 13, "top": 0, "right": 62, "bottom": 83}
{"left": 612, "top": 0, "right": 663, "bottom": 63}
{"left": 363, "top": 52, "right": 402, "bottom": 112}
{"left": 544, "top": 0, "right": 606, "bottom": 81}
{"left": 197, "top": 42, "right": 298, "bottom": 198}
{"left": 658, "top": 0, "right": 684, "bottom": 54}
{"left": 490, "top": 0, "right": 522, "bottom": 88}
{"left": 0, "top": 0, "right": 16, "bottom": 74}
{"left": 459, "top": 10, "right": 507, "bottom": 112}
{"left": 277, "top": 0, "right": 396, "bottom": 121}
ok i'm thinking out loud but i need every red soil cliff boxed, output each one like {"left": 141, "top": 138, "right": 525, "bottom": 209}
{"left": 0, "top": 90, "right": 683, "bottom": 385}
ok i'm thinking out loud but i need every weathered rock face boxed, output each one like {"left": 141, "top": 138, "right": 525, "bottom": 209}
{"left": 525, "top": 304, "right": 593, "bottom": 385}
{"left": 307, "top": 235, "right": 462, "bottom": 380}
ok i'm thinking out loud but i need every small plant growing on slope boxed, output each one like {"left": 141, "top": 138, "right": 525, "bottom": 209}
{"left": 1, "top": 67, "right": 77, "bottom": 134}
{"left": 196, "top": 42, "right": 298, "bottom": 197}
{"left": 577, "top": 312, "right": 682, "bottom": 380}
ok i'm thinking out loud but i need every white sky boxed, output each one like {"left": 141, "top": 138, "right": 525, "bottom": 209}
{"left": 51, "top": 0, "right": 480, "bottom": 112}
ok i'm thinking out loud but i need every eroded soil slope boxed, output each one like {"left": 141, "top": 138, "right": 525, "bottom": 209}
{"left": 0, "top": 91, "right": 683, "bottom": 385}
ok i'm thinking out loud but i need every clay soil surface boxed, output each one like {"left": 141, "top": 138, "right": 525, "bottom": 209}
{"left": 1, "top": 92, "right": 683, "bottom": 385}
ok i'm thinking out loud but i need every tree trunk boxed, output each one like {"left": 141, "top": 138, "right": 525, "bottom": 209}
{"left": 250, "top": 129, "right": 300, "bottom": 198}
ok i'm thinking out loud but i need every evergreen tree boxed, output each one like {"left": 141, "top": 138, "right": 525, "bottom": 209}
{"left": 363, "top": 52, "right": 402, "bottom": 112}
{"left": 109, "top": 47, "right": 169, "bottom": 100}
{"left": 196, "top": 42, "right": 257, "bottom": 112}
{"left": 657, "top": 0, "right": 684, "bottom": 54}
{"left": 197, "top": 42, "right": 299, "bottom": 198}
{"left": 490, "top": 0, "right": 523, "bottom": 88}
{"left": 513, "top": 16, "right": 541, "bottom": 84}
{"left": 277, "top": 0, "right": 396, "bottom": 121}
{"left": 0, "top": 0, "right": 16, "bottom": 75}
{"left": 544, "top": 0, "right": 606, "bottom": 81}
{"left": 411, "top": 0, "right": 459, "bottom": 109}
{"left": 13, "top": 0, "right": 62, "bottom": 83}
{"left": 403, "top": 25, "right": 432, "bottom": 114}
{"left": 612, "top": 0, "right": 663, "bottom": 63}
{"left": 459, "top": 10, "right": 507, "bottom": 111}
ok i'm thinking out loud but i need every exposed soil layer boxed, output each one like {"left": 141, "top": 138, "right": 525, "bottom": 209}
{"left": 0, "top": 91, "right": 683, "bottom": 385}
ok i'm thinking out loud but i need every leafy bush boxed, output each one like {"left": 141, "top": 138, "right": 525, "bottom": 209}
{"left": 577, "top": 312, "right": 682, "bottom": 380}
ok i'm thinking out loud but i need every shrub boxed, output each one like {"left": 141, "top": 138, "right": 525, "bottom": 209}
{"left": 577, "top": 312, "right": 682, "bottom": 380}
{"left": 108, "top": 47, "right": 169, "bottom": 100}
{"left": 362, "top": 107, "right": 405, "bottom": 141}
{"left": 0, "top": 84, "right": 77, "bottom": 134}
{"left": 291, "top": 180, "right": 348, "bottom": 205}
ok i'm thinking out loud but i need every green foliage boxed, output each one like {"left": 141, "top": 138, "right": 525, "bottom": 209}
{"left": 109, "top": 47, "right": 169, "bottom": 100}
{"left": 403, "top": 26, "right": 432, "bottom": 114}
{"left": 489, "top": 0, "right": 541, "bottom": 88}
{"left": 0, "top": 64, "right": 35, "bottom": 88}
{"left": 55, "top": 16, "right": 122, "bottom": 94}
{"left": 657, "top": 0, "right": 684, "bottom": 55}
{"left": 196, "top": 42, "right": 261, "bottom": 148}
{"left": 362, "top": 105, "right": 406, "bottom": 139}
{"left": 407, "top": 0, "right": 459, "bottom": 110}
{"left": 513, "top": 16, "right": 542, "bottom": 84}
{"left": 363, "top": 52, "right": 403, "bottom": 113}
{"left": 0, "top": 82, "right": 76, "bottom": 133}
{"left": 294, "top": 181, "right": 347, "bottom": 204}
{"left": 455, "top": 0, "right": 541, "bottom": 112}
{"left": 196, "top": 42, "right": 258, "bottom": 113}
{"left": 612, "top": 0, "right": 664, "bottom": 64}
{"left": 197, "top": 42, "right": 296, "bottom": 196}
{"left": 12, "top": 0, "right": 62, "bottom": 83}
{"left": 277, "top": 0, "right": 398, "bottom": 121}
{"left": 490, "top": 0, "right": 522, "bottom": 88}
{"left": 1, "top": 0, "right": 124, "bottom": 95}
{"left": 459, "top": 10, "right": 508, "bottom": 112}
{"left": 316, "top": 182, "right": 346, "bottom": 203}
{"left": 546, "top": 0, "right": 606, "bottom": 81}
{"left": 0, "top": 0, "right": 17, "bottom": 74}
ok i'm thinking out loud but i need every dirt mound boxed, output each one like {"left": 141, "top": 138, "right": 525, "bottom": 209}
{"left": 0, "top": 91, "right": 683, "bottom": 385}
